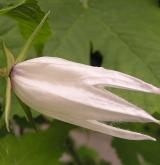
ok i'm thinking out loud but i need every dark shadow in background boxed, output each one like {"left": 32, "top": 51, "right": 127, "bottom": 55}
{"left": 90, "top": 42, "right": 103, "bottom": 67}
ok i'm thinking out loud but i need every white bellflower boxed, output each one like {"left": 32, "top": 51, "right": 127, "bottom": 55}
{"left": 11, "top": 57, "right": 160, "bottom": 140}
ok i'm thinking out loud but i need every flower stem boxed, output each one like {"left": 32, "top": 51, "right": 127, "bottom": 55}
{"left": 65, "top": 137, "right": 83, "bottom": 165}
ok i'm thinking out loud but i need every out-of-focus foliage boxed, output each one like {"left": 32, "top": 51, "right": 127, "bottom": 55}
{"left": 112, "top": 138, "right": 160, "bottom": 165}
{"left": 0, "top": 0, "right": 52, "bottom": 55}
{"left": 112, "top": 121, "right": 160, "bottom": 165}
{"left": 63, "top": 145, "right": 110, "bottom": 165}
{"left": 0, "top": 121, "right": 72, "bottom": 165}
{"left": 0, "top": 0, "right": 160, "bottom": 164}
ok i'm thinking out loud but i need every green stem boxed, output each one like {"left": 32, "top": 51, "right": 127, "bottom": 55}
{"left": 16, "top": 11, "right": 50, "bottom": 63}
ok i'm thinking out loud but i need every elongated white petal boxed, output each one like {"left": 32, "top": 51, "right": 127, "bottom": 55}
{"left": 84, "top": 120, "right": 156, "bottom": 141}
{"left": 36, "top": 112, "right": 156, "bottom": 141}
{"left": 52, "top": 112, "right": 156, "bottom": 140}
{"left": 18, "top": 57, "right": 160, "bottom": 93}
{"left": 11, "top": 57, "right": 160, "bottom": 140}
{"left": 86, "top": 68, "right": 160, "bottom": 94}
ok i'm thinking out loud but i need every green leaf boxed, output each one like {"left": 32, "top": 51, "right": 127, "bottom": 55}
{"left": 16, "top": 10, "right": 50, "bottom": 63}
{"left": 1, "top": 0, "right": 52, "bottom": 56}
{"left": 0, "top": 120, "right": 73, "bottom": 165}
{"left": 64, "top": 143, "right": 110, "bottom": 165}
{"left": 38, "top": 0, "right": 160, "bottom": 115}
{"left": 17, "top": 97, "right": 37, "bottom": 130}
{"left": 112, "top": 138, "right": 160, "bottom": 165}
{"left": 77, "top": 146, "right": 110, "bottom": 165}
{"left": 0, "top": 0, "right": 25, "bottom": 14}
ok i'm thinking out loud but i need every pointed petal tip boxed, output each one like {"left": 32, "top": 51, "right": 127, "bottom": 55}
{"left": 145, "top": 136, "right": 156, "bottom": 141}
{"left": 127, "top": 134, "right": 156, "bottom": 141}
{"left": 156, "top": 120, "right": 160, "bottom": 126}
{"left": 151, "top": 118, "right": 160, "bottom": 125}
{"left": 152, "top": 87, "right": 160, "bottom": 94}
{"left": 151, "top": 137, "right": 156, "bottom": 141}
{"left": 144, "top": 114, "right": 160, "bottom": 125}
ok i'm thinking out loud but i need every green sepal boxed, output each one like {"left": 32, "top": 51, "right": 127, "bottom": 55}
{"left": 16, "top": 11, "right": 50, "bottom": 63}
{"left": 17, "top": 97, "right": 37, "bottom": 131}
{"left": 2, "top": 41, "right": 15, "bottom": 76}
{"left": 5, "top": 77, "right": 12, "bottom": 131}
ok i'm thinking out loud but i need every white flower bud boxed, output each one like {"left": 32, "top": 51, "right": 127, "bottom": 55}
{"left": 11, "top": 57, "right": 160, "bottom": 140}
